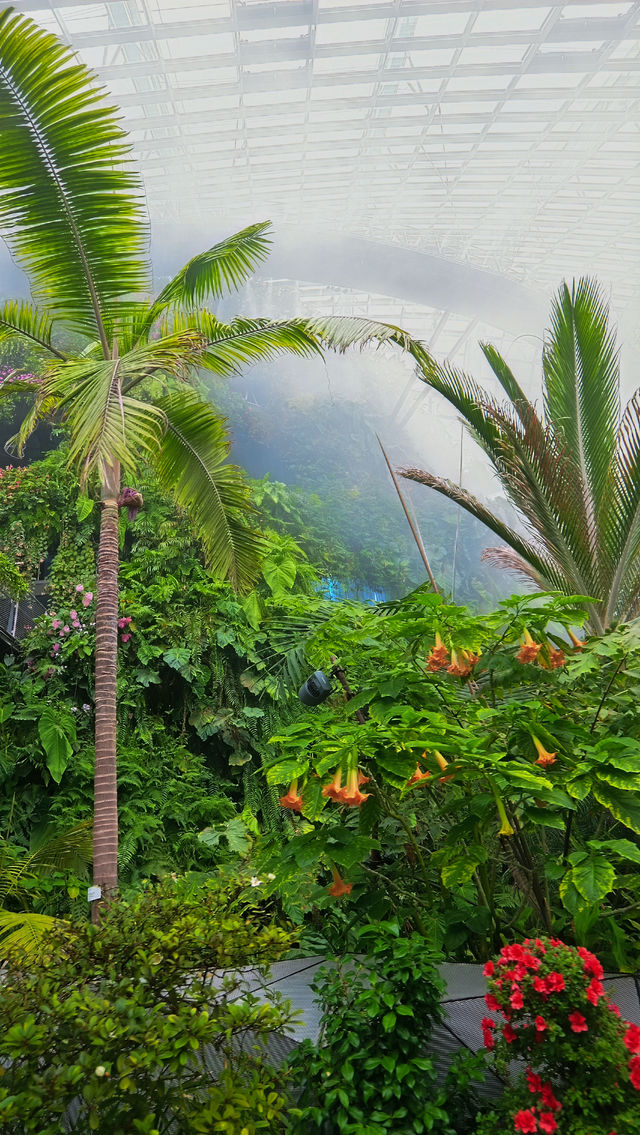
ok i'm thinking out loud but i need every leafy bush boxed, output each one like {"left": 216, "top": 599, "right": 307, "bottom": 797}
{"left": 0, "top": 877, "right": 298, "bottom": 1134}
{"left": 477, "top": 937, "right": 640, "bottom": 1135}
{"left": 288, "top": 924, "right": 481, "bottom": 1135}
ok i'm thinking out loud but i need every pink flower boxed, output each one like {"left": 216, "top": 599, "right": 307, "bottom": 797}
{"left": 52, "top": 643, "right": 60, "bottom": 653}
{"left": 75, "top": 584, "right": 84, "bottom": 592}
{"left": 51, "top": 619, "right": 61, "bottom": 630}
{"left": 69, "top": 610, "right": 77, "bottom": 619}
{"left": 82, "top": 592, "right": 93, "bottom": 607}
{"left": 62, "top": 625, "right": 70, "bottom": 634}
{"left": 568, "top": 1012, "right": 587, "bottom": 1033}
{"left": 121, "top": 633, "right": 131, "bottom": 643}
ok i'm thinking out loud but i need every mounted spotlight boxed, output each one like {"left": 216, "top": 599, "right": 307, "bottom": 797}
{"left": 298, "top": 669, "right": 333, "bottom": 706}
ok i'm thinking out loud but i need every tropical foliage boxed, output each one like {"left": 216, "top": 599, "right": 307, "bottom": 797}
{"left": 0, "top": 877, "right": 296, "bottom": 1134}
{"left": 0, "top": 6, "right": 406, "bottom": 904}
{"left": 401, "top": 279, "right": 638, "bottom": 632}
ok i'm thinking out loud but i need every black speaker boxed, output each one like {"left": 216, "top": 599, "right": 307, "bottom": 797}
{"left": 298, "top": 670, "right": 333, "bottom": 706}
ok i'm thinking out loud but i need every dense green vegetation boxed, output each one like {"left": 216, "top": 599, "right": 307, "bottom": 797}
{"left": 1, "top": 7, "right": 640, "bottom": 1134}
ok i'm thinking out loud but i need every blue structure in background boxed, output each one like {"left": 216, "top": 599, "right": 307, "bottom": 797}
{"left": 317, "top": 577, "right": 387, "bottom": 605}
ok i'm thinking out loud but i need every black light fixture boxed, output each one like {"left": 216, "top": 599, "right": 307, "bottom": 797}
{"left": 298, "top": 669, "right": 333, "bottom": 706}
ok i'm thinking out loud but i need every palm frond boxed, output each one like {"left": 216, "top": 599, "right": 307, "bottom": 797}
{"left": 603, "top": 392, "right": 640, "bottom": 624}
{"left": 196, "top": 314, "right": 322, "bottom": 377}
{"left": 149, "top": 222, "right": 272, "bottom": 320}
{"left": 48, "top": 340, "right": 198, "bottom": 480}
{"left": 0, "top": 300, "right": 65, "bottom": 359}
{"left": 27, "top": 820, "right": 92, "bottom": 876}
{"left": 481, "top": 546, "right": 559, "bottom": 591}
{"left": 542, "top": 278, "right": 620, "bottom": 544}
{"left": 0, "top": 909, "right": 63, "bottom": 957}
{"left": 300, "top": 315, "right": 413, "bottom": 354}
{"left": 480, "top": 343, "right": 536, "bottom": 428}
{"left": 407, "top": 342, "right": 509, "bottom": 460}
{"left": 400, "top": 465, "right": 571, "bottom": 592}
{"left": 0, "top": 8, "right": 149, "bottom": 351}
{"left": 152, "top": 390, "right": 263, "bottom": 591}
{"left": 6, "top": 387, "right": 59, "bottom": 457}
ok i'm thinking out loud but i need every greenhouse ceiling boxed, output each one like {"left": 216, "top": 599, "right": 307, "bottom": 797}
{"left": 12, "top": 0, "right": 640, "bottom": 347}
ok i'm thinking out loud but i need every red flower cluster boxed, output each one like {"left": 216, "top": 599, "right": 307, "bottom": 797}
{"left": 483, "top": 936, "right": 640, "bottom": 1131}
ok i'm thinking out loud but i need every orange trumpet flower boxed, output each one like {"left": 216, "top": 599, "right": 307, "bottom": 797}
{"left": 408, "top": 764, "right": 431, "bottom": 786}
{"left": 321, "top": 768, "right": 343, "bottom": 803}
{"left": 328, "top": 867, "right": 352, "bottom": 897}
{"left": 339, "top": 766, "right": 371, "bottom": 807}
{"left": 517, "top": 628, "right": 542, "bottom": 665}
{"left": 280, "top": 779, "right": 303, "bottom": 812}
{"left": 427, "top": 632, "right": 449, "bottom": 672}
{"left": 532, "top": 736, "right": 557, "bottom": 768}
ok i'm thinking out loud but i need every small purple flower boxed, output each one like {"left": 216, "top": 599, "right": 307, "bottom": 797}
{"left": 75, "top": 584, "right": 84, "bottom": 593}
{"left": 52, "top": 643, "right": 60, "bottom": 653}
{"left": 71, "top": 706, "right": 78, "bottom": 713}
{"left": 121, "top": 633, "right": 131, "bottom": 643}
{"left": 82, "top": 703, "right": 91, "bottom": 714}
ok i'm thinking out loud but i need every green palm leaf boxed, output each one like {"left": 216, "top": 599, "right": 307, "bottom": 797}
{"left": 0, "top": 299, "right": 65, "bottom": 359}
{"left": 543, "top": 279, "right": 619, "bottom": 544}
{"left": 153, "top": 390, "right": 264, "bottom": 591}
{"left": 0, "top": 7, "right": 149, "bottom": 352}
{"left": 0, "top": 910, "right": 65, "bottom": 957}
{"left": 400, "top": 465, "right": 570, "bottom": 592}
{"left": 150, "top": 221, "right": 272, "bottom": 319}
{"left": 195, "top": 314, "right": 322, "bottom": 376}
{"left": 301, "top": 315, "right": 412, "bottom": 354}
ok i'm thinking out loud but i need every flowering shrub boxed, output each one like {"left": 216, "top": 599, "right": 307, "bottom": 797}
{"left": 476, "top": 937, "right": 640, "bottom": 1135}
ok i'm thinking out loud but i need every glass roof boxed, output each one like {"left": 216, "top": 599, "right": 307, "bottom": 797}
{"left": 15, "top": 0, "right": 640, "bottom": 354}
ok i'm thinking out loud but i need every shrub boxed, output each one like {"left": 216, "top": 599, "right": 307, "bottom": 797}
{"left": 287, "top": 924, "right": 479, "bottom": 1135}
{"left": 0, "top": 877, "right": 298, "bottom": 1134}
{"left": 476, "top": 936, "right": 640, "bottom": 1135}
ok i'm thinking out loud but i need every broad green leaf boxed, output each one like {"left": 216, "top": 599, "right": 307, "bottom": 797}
{"left": 570, "top": 853, "right": 615, "bottom": 905}
{"left": 38, "top": 710, "right": 72, "bottom": 784}
{"left": 224, "top": 817, "right": 250, "bottom": 856}
{"left": 593, "top": 781, "right": 640, "bottom": 835}
{"left": 588, "top": 838, "right": 640, "bottom": 864}
{"left": 75, "top": 495, "right": 94, "bottom": 522}
{"left": 0, "top": 702, "right": 14, "bottom": 724}
{"left": 262, "top": 555, "right": 297, "bottom": 596}
{"left": 242, "top": 590, "right": 264, "bottom": 630}
{"left": 162, "top": 646, "right": 191, "bottom": 671}
{"left": 441, "top": 848, "right": 487, "bottom": 889}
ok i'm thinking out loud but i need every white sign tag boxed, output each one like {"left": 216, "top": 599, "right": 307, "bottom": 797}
{"left": 87, "top": 885, "right": 102, "bottom": 902}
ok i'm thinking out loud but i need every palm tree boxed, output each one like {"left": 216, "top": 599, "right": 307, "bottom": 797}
{"left": 0, "top": 8, "right": 406, "bottom": 910}
{"left": 400, "top": 278, "right": 640, "bottom": 634}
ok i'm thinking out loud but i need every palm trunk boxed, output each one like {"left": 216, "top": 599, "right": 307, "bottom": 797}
{"left": 92, "top": 461, "right": 120, "bottom": 921}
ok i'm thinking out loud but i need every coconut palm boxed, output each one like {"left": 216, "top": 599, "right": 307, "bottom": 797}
{"left": 0, "top": 8, "right": 407, "bottom": 909}
{"left": 400, "top": 278, "right": 639, "bottom": 634}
